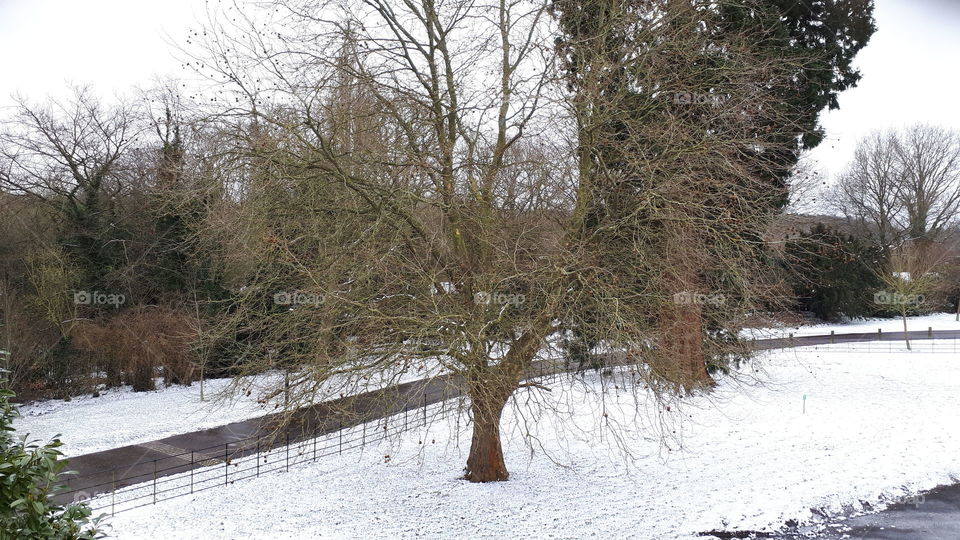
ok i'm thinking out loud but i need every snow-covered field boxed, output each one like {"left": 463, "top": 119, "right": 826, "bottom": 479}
{"left": 16, "top": 314, "right": 954, "bottom": 458}
{"left": 94, "top": 340, "right": 960, "bottom": 539}
{"left": 17, "top": 314, "right": 956, "bottom": 458}
{"left": 744, "top": 311, "right": 960, "bottom": 339}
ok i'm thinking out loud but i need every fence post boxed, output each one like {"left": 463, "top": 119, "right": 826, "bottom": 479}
{"left": 190, "top": 451, "right": 195, "bottom": 494}
{"left": 286, "top": 433, "right": 290, "bottom": 472}
{"left": 256, "top": 440, "right": 260, "bottom": 477}
{"left": 830, "top": 330, "right": 834, "bottom": 344}
{"left": 153, "top": 459, "right": 157, "bottom": 504}
{"left": 111, "top": 471, "right": 116, "bottom": 516}
{"left": 313, "top": 428, "right": 317, "bottom": 461}
{"left": 362, "top": 422, "right": 366, "bottom": 446}
{"left": 929, "top": 326, "right": 933, "bottom": 338}
{"left": 339, "top": 422, "right": 343, "bottom": 454}
{"left": 224, "top": 443, "right": 228, "bottom": 486}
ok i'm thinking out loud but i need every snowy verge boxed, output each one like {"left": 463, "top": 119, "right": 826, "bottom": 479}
{"left": 743, "top": 312, "right": 960, "bottom": 339}
{"left": 13, "top": 360, "right": 445, "bottom": 457}
{"left": 12, "top": 376, "right": 280, "bottom": 457}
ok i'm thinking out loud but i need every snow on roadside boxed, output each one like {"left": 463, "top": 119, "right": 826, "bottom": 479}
{"left": 97, "top": 342, "right": 960, "bottom": 539}
{"left": 12, "top": 376, "right": 279, "bottom": 457}
{"left": 14, "top": 361, "right": 445, "bottom": 457}
{"left": 744, "top": 312, "right": 960, "bottom": 339}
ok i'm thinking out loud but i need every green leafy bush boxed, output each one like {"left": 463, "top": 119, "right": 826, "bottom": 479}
{"left": 0, "top": 388, "right": 104, "bottom": 539}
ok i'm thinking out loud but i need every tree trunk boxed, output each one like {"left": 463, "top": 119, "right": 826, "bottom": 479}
{"left": 659, "top": 229, "right": 715, "bottom": 392}
{"left": 660, "top": 298, "right": 714, "bottom": 391}
{"left": 902, "top": 310, "right": 911, "bottom": 351}
{"left": 463, "top": 319, "right": 550, "bottom": 482}
{"left": 464, "top": 385, "right": 511, "bottom": 482}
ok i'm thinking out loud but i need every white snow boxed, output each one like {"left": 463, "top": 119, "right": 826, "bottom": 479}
{"left": 18, "top": 315, "right": 955, "bottom": 458}
{"left": 13, "top": 376, "right": 281, "bottom": 457}
{"left": 93, "top": 341, "right": 960, "bottom": 539}
{"left": 744, "top": 312, "right": 960, "bottom": 339}
{"left": 14, "top": 361, "right": 445, "bottom": 457}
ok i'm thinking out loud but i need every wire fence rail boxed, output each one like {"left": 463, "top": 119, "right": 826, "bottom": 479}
{"left": 72, "top": 400, "right": 458, "bottom": 515}
{"left": 54, "top": 329, "right": 960, "bottom": 515}
{"left": 58, "top": 361, "right": 573, "bottom": 515}
{"left": 778, "top": 338, "right": 960, "bottom": 354}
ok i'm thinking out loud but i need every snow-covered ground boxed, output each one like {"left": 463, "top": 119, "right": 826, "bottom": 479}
{"left": 95, "top": 341, "right": 960, "bottom": 539}
{"left": 744, "top": 311, "right": 960, "bottom": 339}
{"left": 14, "top": 361, "right": 445, "bottom": 457}
{"left": 13, "top": 376, "right": 280, "bottom": 457}
{"left": 15, "top": 313, "right": 956, "bottom": 459}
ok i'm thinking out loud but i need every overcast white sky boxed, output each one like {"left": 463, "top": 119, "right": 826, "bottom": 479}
{"left": 0, "top": 0, "right": 958, "bottom": 179}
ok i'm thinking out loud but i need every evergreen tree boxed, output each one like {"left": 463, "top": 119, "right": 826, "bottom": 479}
{"left": 784, "top": 223, "right": 884, "bottom": 320}
{"left": 552, "top": 0, "right": 877, "bottom": 383}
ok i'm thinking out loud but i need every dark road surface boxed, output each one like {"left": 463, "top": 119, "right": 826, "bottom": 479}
{"left": 54, "top": 374, "right": 466, "bottom": 503}
{"left": 54, "top": 328, "right": 960, "bottom": 537}
{"left": 811, "top": 483, "right": 960, "bottom": 539}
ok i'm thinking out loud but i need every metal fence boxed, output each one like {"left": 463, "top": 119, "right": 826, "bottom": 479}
{"left": 781, "top": 338, "right": 960, "bottom": 354}
{"left": 61, "top": 366, "right": 571, "bottom": 515}
{"left": 67, "top": 400, "right": 451, "bottom": 514}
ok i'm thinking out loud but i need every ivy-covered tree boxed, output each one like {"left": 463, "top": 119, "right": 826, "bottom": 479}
{"left": 552, "top": 0, "right": 877, "bottom": 386}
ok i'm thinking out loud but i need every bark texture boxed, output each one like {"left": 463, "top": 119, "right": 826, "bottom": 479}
{"left": 464, "top": 380, "right": 513, "bottom": 482}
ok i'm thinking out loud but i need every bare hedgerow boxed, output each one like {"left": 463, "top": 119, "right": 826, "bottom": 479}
{"left": 187, "top": 0, "right": 815, "bottom": 482}
{"left": 71, "top": 306, "right": 199, "bottom": 392}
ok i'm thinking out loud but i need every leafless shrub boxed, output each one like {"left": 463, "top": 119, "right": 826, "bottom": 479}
{"left": 71, "top": 306, "right": 199, "bottom": 392}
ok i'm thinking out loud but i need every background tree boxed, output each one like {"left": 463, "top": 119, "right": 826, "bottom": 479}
{"left": 0, "top": 84, "right": 215, "bottom": 398}
{"left": 783, "top": 223, "right": 884, "bottom": 321}
{"left": 874, "top": 244, "right": 941, "bottom": 350}
{"left": 0, "top": 87, "right": 140, "bottom": 300}
{"left": 833, "top": 125, "right": 960, "bottom": 256}
{"left": 832, "top": 130, "right": 905, "bottom": 257}
{"left": 894, "top": 125, "right": 960, "bottom": 248}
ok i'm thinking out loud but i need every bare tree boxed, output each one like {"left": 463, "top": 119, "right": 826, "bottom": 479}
{"left": 894, "top": 125, "right": 960, "bottom": 246}
{"left": 833, "top": 125, "right": 960, "bottom": 258}
{"left": 191, "top": 0, "right": 814, "bottom": 482}
{"left": 832, "top": 130, "right": 906, "bottom": 257}
{"left": 875, "top": 242, "right": 949, "bottom": 350}
{"left": 0, "top": 87, "right": 141, "bottom": 291}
